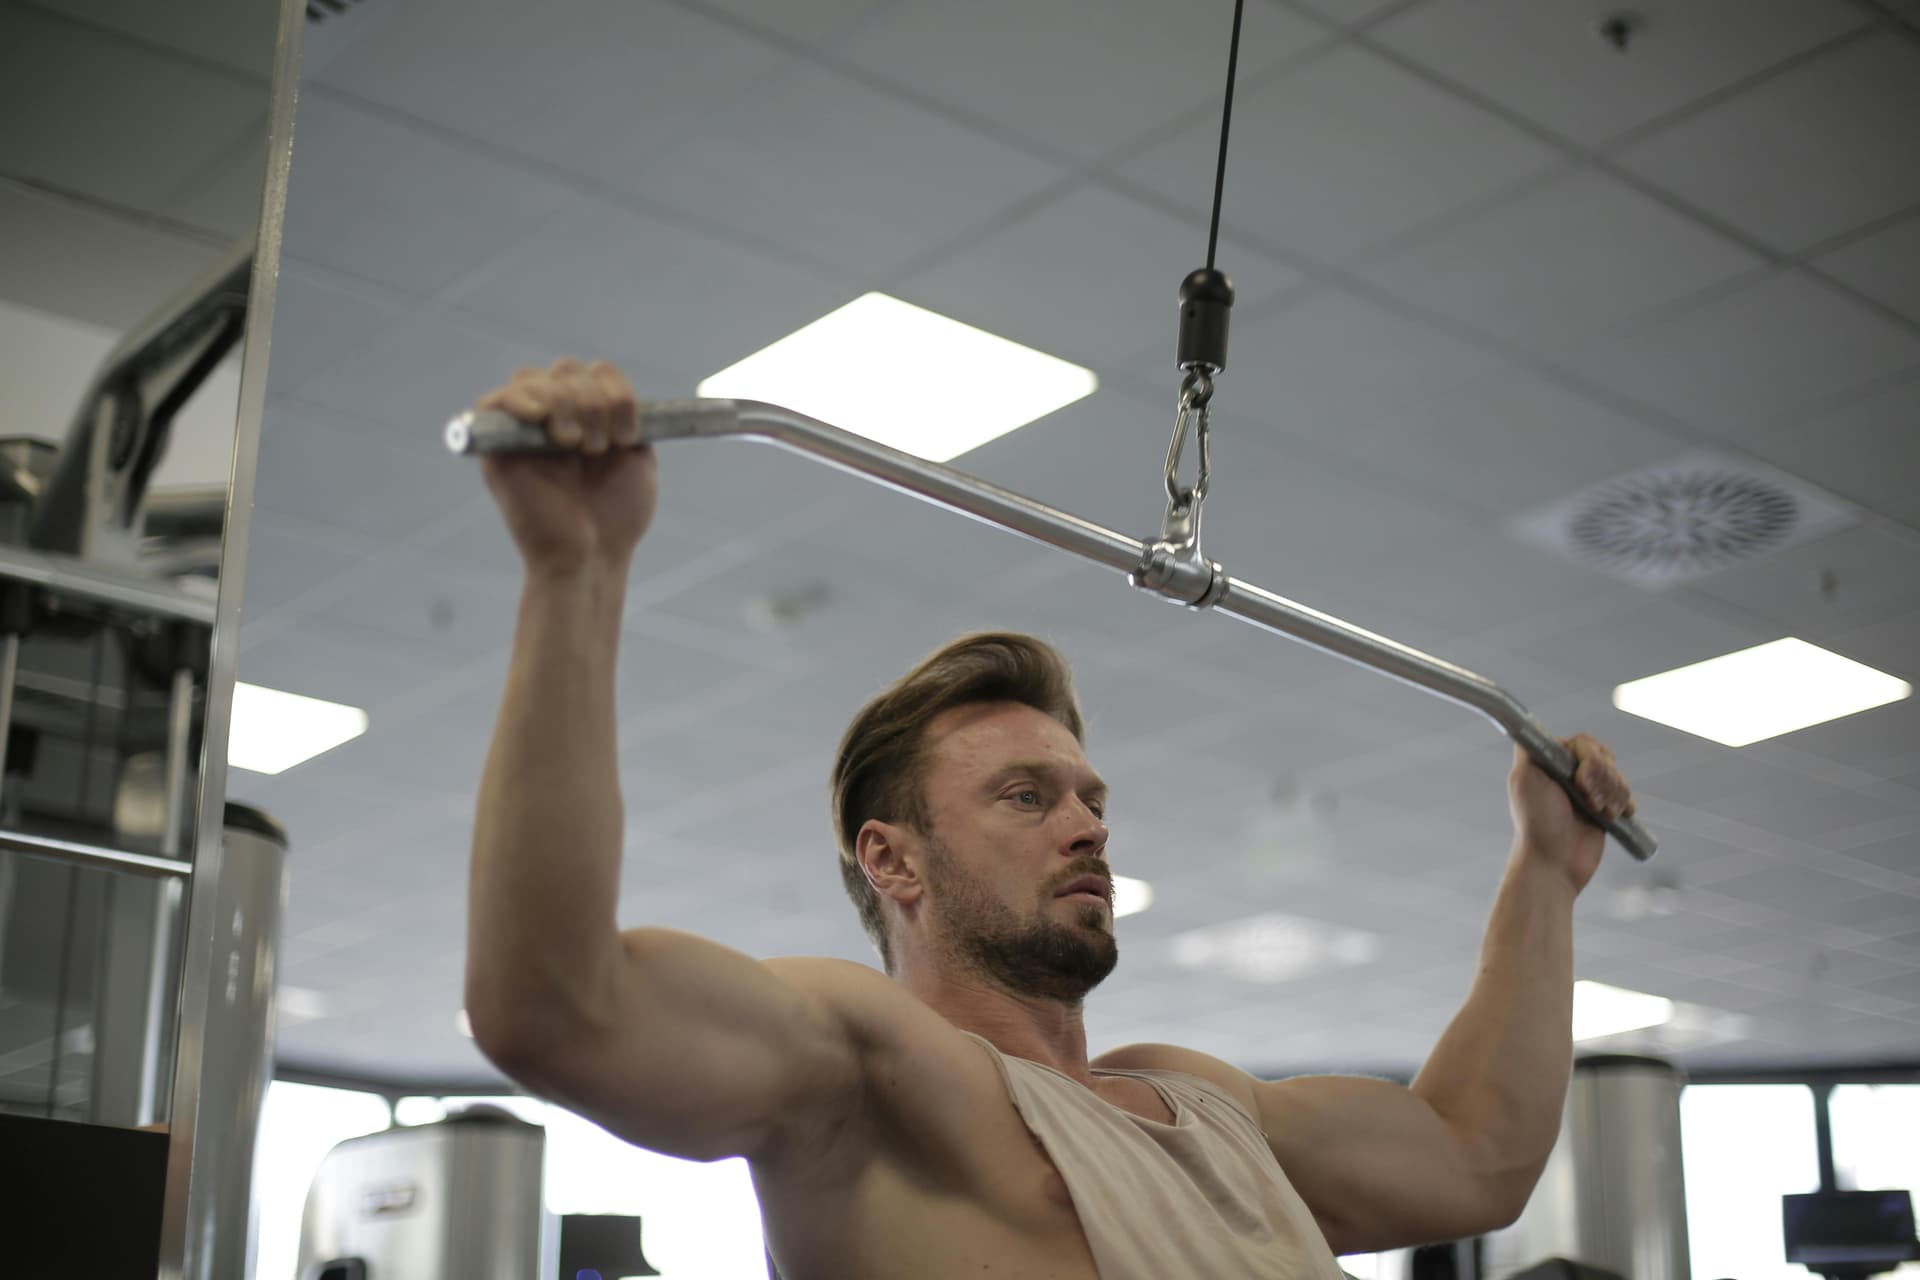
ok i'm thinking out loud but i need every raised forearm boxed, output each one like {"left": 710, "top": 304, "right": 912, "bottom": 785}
{"left": 1409, "top": 846, "right": 1577, "bottom": 1216}
{"left": 466, "top": 559, "right": 631, "bottom": 1055}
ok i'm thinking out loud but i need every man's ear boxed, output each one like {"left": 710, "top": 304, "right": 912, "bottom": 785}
{"left": 856, "top": 820, "right": 923, "bottom": 907}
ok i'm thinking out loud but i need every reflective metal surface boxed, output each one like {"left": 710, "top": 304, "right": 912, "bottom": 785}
{"left": 160, "top": 2, "right": 310, "bottom": 1269}
{"left": 171, "top": 808, "right": 289, "bottom": 1278}
{"left": 297, "top": 1113, "right": 550, "bottom": 1280}
{"left": 450, "top": 400, "right": 1657, "bottom": 860}
{"left": 1485, "top": 1056, "right": 1693, "bottom": 1280}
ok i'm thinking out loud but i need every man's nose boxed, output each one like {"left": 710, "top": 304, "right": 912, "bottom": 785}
{"left": 1064, "top": 801, "right": 1108, "bottom": 857}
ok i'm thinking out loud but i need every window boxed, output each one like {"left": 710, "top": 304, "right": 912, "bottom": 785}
{"left": 544, "top": 1106, "right": 770, "bottom": 1279}
{"left": 254, "top": 1082, "right": 769, "bottom": 1279}
{"left": 249, "top": 1082, "right": 392, "bottom": 1280}
{"left": 1831, "top": 1084, "right": 1920, "bottom": 1280}
{"left": 1681, "top": 1084, "right": 1820, "bottom": 1280}
{"left": 393, "top": 1093, "right": 550, "bottom": 1127}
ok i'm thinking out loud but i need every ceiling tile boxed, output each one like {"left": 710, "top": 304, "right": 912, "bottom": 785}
{"left": 701, "top": 0, "right": 901, "bottom": 45}
{"left": 1300, "top": 363, "right": 1693, "bottom": 524}
{"left": 282, "top": 93, "right": 577, "bottom": 300}
{"left": 1726, "top": 782, "right": 1920, "bottom": 846}
{"left": 1682, "top": 523, "right": 1920, "bottom": 641}
{"left": 310, "top": 557, "right": 521, "bottom": 667}
{"left": 232, "top": 0, "right": 1920, "bottom": 1084}
{"left": 1554, "top": 271, "right": 1920, "bottom": 438}
{"left": 835, "top": 0, "right": 1329, "bottom": 163}
{"left": 236, "top": 766, "right": 422, "bottom": 858}
{"left": 1372, "top": 0, "right": 1870, "bottom": 146}
{"left": 1502, "top": 596, "right": 1771, "bottom": 690}
{"left": 310, "top": 0, "right": 788, "bottom": 179}
{"left": 1115, "top": 45, "right": 1561, "bottom": 264}
{"left": 263, "top": 266, "right": 413, "bottom": 396}
{"left": 628, "top": 59, "right": 1064, "bottom": 277}
{"left": 1614, "top": 31, "right": 1920, "bottom": 252}
{"left": 1361, "top": 169, "right": 1764, "bottom": 354}
{"left": 1775, "top": 691, "right": 1920, "bottom": 786}
{"left": 238, "top": 512, "right": 383, "bottom": 621}
{"left": 1744, "top": 370, "right": 1920, "bottom": 529}
{"left": 609, "top": 633, "right": 770, "bottom": 740}
{"left": 449, "top": 195, "right": 850, "bottom": 390}
{"left": 289, "top": 313, "right": 646, "bottom": 450}
{"left": 1813, "top": 212, "right": 1920, "bottom": 326}
{"left": 1823, "top": 606, "right": 1920, "bottom": 684}
{"left": 1200, "top": 288, "right": 1510, "bottom": 445}
{"left": 898, "top": 185, "right": 1301, "bottom": 383}
{"left": 234, "top": 613, "right": 454, "bottom": 717}
{"left": 1356, "top": 520, "right": 1655, "bottom": 645}
{"left": 252, "top": 399, "right": 478, "bottom": 543}
{"left": 1282, "top": 0, "right": 1411, "bottom": 26}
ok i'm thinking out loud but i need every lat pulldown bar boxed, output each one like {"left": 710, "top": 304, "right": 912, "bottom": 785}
{"left": 445, "top": 398, "right": 1658, "bottom": 863}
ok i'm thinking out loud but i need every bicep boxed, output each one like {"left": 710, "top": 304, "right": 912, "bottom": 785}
{"left": 1259, "top": 1075, "right": 1515, "bottom": 1254}
{"left": 493, "top": 927, "right": 865, "bottom": 1164}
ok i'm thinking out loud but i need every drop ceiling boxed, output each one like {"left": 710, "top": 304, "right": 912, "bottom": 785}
{"left": 36, "top": 0, "right": 1920, "bottom": 1084}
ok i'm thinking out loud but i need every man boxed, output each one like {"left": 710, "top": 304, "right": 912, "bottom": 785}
{"left": 465, "top": 357, "right": 1640, "bottom": 1277}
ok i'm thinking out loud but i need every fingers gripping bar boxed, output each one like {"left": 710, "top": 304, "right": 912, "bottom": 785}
{"left": 447, "top": 401, "right": 1656, "bottom": 862}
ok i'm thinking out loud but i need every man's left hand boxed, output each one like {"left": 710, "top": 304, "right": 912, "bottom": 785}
{"left": 1507, "top": 734, "right": 1635, "bottom": 893}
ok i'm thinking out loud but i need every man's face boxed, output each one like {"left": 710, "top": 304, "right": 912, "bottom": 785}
{"left": 913, "top": 701, "right": 1116, "bottom": 1003}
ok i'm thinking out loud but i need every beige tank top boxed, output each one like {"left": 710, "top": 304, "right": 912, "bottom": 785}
{"left": 962, "top": 1031, "right": 1347, "bottom": 1280}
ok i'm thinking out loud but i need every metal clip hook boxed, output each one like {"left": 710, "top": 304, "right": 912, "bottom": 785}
{"left": 1135, "top": 370, "right": 1227, "bottom": 609}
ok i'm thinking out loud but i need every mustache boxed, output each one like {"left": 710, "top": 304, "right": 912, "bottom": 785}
{"left": 1049, "top": 859, "right": 1112, "bottom": 900}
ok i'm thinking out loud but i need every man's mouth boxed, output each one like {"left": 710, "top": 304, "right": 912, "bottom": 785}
{"left": 1054, "top": 874, "right": 1111, "bottom": 905}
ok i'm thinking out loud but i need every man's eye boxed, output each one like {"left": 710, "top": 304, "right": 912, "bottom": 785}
{"left": 1014, "top": 789, "right": 1042, "bottom": 806}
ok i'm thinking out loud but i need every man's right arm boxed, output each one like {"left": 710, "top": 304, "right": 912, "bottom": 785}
{"left": 463, "top": 359, "right": 864, "bottom": 1164}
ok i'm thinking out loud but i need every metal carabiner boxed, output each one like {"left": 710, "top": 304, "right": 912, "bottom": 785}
{"left": 1162, "top": 370, "right": 1215, "bottom": 518}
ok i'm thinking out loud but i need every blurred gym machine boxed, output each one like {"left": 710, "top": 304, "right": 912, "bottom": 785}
{"left": 0, "top": 242, "right": 246, "bottom": 1124}
{"left": 296, "top": 1107, "right": 664, "bottom": 1280}
{"left": 0, "top": 244, "right": 289, "bottom": 1277}
{"left": 1481, "top": 1055, "right": 1692, "bottom": 1280}
{"left": 1361, "top": 1055, "right": 1688, "bottom": 1280}
{"left": 1783, "top": 1188, "right": 1920, "bottom": 1279}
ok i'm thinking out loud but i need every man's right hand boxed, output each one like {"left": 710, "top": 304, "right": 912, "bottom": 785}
{"left": 476, "top": 357, "right": 659, "bottom": 573}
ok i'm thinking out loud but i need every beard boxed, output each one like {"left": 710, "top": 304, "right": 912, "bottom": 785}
{"left": 923, "top": 834, "right": 1117, "bottom": 1005}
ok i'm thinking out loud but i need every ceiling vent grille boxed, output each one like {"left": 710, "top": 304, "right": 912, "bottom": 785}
{"left": 1509, "top": 452, "right": 1855, "bottom": 587}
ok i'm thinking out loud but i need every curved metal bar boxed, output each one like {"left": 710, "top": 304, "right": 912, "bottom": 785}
{"left": 447, "top": 400, "right": 1656, "bottom": 860}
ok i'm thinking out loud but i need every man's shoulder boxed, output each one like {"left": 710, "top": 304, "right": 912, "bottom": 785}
{"left": 761, "top": 956, "right": 965, "bottom": 1058}
{"left": 1095, "top": 1041, "right": 1262, "bottom": 1116}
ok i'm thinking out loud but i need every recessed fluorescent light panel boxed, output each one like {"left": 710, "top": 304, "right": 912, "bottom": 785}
{"left": 1573, "top": 980, "right": 1674, "bottom": 1042}
{"left": 1112, "top": 874, "right": 1153, "bottom": 919}
{"left": 1612, "top": 638, "right": 1911, "bottom": 747}
{"left": 1169, "top": 913, "right": 1379, "bottom": 984}
{"left": 228, "top": 682, "right": 369, "bottom": 775}
{"left": 697, "top": 293, "right": 1097, "bottom": 462}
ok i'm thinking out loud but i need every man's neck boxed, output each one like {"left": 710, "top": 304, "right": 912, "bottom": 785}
{"left": 897, "top": 958, "right": 1096, "bottom": 1086}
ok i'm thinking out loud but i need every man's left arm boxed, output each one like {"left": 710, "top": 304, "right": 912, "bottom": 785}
{"left": 1104, "top": 735, "right": 1635, "bottom": 1255}
{"left": 1272, "top": 735, "right": 1635, "bottom": 1253}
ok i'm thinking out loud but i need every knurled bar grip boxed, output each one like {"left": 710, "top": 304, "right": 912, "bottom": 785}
{"left": 447, "top": 401, "right": 1657, "bottom": 862}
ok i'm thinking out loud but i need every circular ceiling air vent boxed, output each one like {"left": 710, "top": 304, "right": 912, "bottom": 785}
{"left": 1566, "top": 469, "right": 1799, "bottom": 577}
